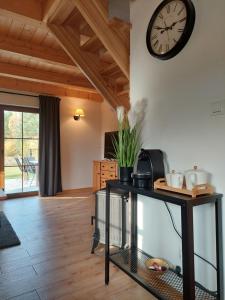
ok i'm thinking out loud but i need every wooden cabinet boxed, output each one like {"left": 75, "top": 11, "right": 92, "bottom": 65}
{"left": 93, "top": 160, "right": 118, "bottom": 192}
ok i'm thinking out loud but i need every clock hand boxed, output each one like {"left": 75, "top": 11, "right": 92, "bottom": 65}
{"left": 170, "top": 21, "right": 177, "bottom": 28}
{"left": 163, "top": 22, "right": 177, "bottom": 32}
{"left": 160, "top": 21, "right": 171, "bottom": 34}
{"left": 169, "top": 18, "right": 187, "bottom": 30}
{"left": 163, "top": 20, "right": 171, "bottom": 45}
{"left": 154, "top": 25, "right": 166, "bottom": 30}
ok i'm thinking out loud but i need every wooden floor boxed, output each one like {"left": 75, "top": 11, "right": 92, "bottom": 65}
{"left": 0, "top": 192, "right": 156, "bottom": 300}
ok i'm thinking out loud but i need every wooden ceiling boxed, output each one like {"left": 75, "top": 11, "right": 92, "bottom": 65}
{"left": 0, "top": 0, "right": 130, "bottom": 108}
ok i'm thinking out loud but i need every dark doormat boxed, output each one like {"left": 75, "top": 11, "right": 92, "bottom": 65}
{"left": 0, "top": 212, "right": 21, "bottom": 249}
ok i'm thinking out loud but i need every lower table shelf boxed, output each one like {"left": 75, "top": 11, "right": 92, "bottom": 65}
{"left": 110, "top": 248, "right": 217, "bottom": 300}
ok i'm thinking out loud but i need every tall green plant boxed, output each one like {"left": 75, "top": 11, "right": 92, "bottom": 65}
{"left": 112, "top": 112, "right": 141, "bottom": 167}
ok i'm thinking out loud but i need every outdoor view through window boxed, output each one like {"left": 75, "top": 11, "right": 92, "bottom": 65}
{"left": 4, "top": 110, "right": 39, "bottom": 193}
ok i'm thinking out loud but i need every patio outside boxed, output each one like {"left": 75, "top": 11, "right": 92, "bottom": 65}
{"left": 4, "top": 110, "right": 39, "bottom": 194}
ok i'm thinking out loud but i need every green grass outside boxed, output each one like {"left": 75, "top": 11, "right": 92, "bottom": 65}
{"left": 5, "top": 167, "right": 21, "bottom": 179}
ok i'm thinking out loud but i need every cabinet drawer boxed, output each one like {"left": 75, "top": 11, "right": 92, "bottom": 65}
{"left": 100, "top": 179, "right": 106, "bottom": 189}
{"left": 101, "top": 162, "right": 117, "bottom": 172}
{"left": 101, "top": 170, "right": 117, "bottom": 179}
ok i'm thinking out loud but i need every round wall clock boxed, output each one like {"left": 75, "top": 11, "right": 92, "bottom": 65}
{"left": 146, "top": 0, "right": 195, "bottom": 60}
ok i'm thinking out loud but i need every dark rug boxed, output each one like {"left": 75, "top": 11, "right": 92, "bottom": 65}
{"left": 0, "top": 212, "right": 21, "bottom": 249}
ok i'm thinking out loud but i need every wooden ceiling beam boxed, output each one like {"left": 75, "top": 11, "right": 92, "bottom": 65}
{"left": 0, "top": 76, "right": 103, "bottom": 102}
{"left": 0, "top": 35, "right": 76, "bottom": 71}
{"left": 42, "top": 0, "right": 76, "bottom": 24}
{"left": 42, "top": 0, "right": 63, "bottom": 23}
{"left": 49, "top": 24, "right": 121, "bottom": 109}
{"left": 0, "top": 0, "right": 42, "bottom": 21}
{"left": 0, "top": 34, "right": 105, "bottom": 74}
{"left": 0, "top": 9, "right": 44, "bottom": 29}
{"left": 73, "top": 0, "right": 129, "bottom": 79}
{"left": 81, "top": 35, "right": 102, "bottom": 53}
{"left": 0, "top": 61, "right": 95, "bottom": 92}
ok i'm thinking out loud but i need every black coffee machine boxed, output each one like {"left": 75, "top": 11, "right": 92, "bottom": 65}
{"left": 136, "top": 149, "right": 165, "bottom": 188}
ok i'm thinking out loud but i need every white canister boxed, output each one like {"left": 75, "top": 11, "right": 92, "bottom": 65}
{"left": 185, "top": 166, "right": 209, "bottom": 191}
{"left": 166, "top": 170, "right": 184, "bottom": 189}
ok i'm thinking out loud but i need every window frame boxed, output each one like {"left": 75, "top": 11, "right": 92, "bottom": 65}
{"left": 0, "top": 104, "right": 39, "bottom": 196}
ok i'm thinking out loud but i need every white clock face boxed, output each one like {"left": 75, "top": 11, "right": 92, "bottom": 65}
{"left": 150, "top": 0, "right": 187, "bottom": 55}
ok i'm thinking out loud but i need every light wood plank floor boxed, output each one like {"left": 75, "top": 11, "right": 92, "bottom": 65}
{"left": 0, "top": 193, "right": 156, "bottom": 300}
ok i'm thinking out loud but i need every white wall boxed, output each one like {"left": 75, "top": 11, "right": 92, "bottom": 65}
{"left": 131, "top": 0, "right": 225, "bottom": 291}
{"left": 60, "top": 97, "right": 102, "bottom": 189}
{"left": 61, "top": 98, "right": 117, "bottom": 189}
{"left": 60, "top": 98, "right": 117, "bottom": 189}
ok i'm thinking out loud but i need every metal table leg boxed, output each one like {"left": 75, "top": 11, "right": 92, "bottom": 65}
{"left": 181, "top": 203, "right": 195, "bottom": 300}
{"left": 121, "top": 195, "right": 127, "bottom": 249}
{"left": 105, "top": 184, "right": 110, "bottom": 285}
{"left": 215, "top": 197, "right": 224, "bottom": 300}
{"left": 91, "top": 193, "right": 100, "bottom": 254}
{"left": 131, "top": 192, "right": 137, "bottom": 273}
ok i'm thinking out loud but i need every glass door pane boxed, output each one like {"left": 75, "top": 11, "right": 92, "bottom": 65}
{"left": 3, "top": 109, "right": 39, "bottom": 194}
{"left": 4, "top": 111, "right": 22, "bottom": 138}
{"left": 23, "top": 139, "right": 39, "bottom": 192}
{"left": 4, "top": 139, "right": 22, "bottom": 166}
{"left": 4, "top": 111, "right": 23, "bottom": 193}
{"left": 4, "top": 167, "right": 22, "bottom": 193}
{"left": 23, "top": 112, "right": 39, "bottom": 139}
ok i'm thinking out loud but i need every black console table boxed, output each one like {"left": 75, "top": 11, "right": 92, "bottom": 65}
{"left": 105, "top": 180, "right": 223, "bottom": 300}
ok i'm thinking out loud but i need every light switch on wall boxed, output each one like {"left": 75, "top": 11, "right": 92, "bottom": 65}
{"left": 211, "top": 100, "right": 225, "bottom": 116}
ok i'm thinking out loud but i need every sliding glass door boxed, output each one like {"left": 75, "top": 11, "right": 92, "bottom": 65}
{"left": 0, "top": 106, "right": 39, "bottom": 194}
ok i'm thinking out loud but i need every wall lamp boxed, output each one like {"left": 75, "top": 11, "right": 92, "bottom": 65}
{"left": 74, "top": 108, "right": 85, "bottom": 121}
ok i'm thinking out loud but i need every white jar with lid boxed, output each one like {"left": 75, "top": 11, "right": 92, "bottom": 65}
{"left": 184, "top": 166, "right": 209, "bottom": 190}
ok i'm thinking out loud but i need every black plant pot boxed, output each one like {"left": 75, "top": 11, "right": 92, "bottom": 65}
{"left": 119, "top": 167, "right": 133, "bottom": 182}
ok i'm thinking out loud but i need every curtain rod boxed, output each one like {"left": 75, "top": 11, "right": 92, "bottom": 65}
{"left": 0, "top": 91, "right": 39, "bottom": 98}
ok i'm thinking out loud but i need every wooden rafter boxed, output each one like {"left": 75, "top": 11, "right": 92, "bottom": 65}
{"left": 0, "top": 76, "right": 103, "bottom": 102}
{"left": 49, "top": 24, "right": 120, "bottom": 108}
{"left": 42, "top": 0, "right": 76, "bottom": 25}
{"left": 0, "top": 61, "right": 95, "bottom": 92}
{"left": 0, "top": 0, "right": 130, "bottom": 107}
{"left": 0, "top": 35, "right": 76, "bottom": 71}
{"left": 73, "top": 0, "right": 129, "bottom": 79}
{"left": 0, "top": 0, "right": 42, "bottom": 21}
{"left": 42, "top": 0, "right": 63, "bottom": 23}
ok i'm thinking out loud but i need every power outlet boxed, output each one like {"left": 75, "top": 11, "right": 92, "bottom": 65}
{"left": 211, "top": 100, "right": 225, "bottom": 116}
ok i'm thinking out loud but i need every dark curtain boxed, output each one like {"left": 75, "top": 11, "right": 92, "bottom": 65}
{"left": 39, "top": 95, "right": 62, "bottom": 196}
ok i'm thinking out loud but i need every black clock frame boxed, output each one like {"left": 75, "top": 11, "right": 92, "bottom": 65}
{"left": 146, "top": 0, "right": 196, "bottom": 60}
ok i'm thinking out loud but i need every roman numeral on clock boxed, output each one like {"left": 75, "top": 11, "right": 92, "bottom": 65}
{"left": 178, "top": 28, "right": 184, "bottom": 33}
{"left": 179, "top": 17, "right": 186, "bottom": 23}
{"left": 151, "top": 34, "right": 158, "bottom": 41}
{"left": 166, "top": 4, "right": 170, "bottom": 14}
{"left": 174, "top": 2, "right": 178, "bottom": 12}
{"left": 154, "top": 40, "right": 159, "bottom": 48}
{"left": 177, "top": 7, "right": 184, "bottom": 16}
{"left": 158, "top": 44, "right": 162, "bottom": 53}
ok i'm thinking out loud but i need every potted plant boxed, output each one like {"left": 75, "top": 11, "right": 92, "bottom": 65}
{"left": 113, "top": 106, "right": 142, "bottom": 182}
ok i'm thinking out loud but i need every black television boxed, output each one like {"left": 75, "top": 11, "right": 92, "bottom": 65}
{"left": 104, "top": 131, "right": 118, "bottom": 159}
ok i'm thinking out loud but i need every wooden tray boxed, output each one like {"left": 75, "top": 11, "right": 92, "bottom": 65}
{"left": 154, "top": 178, "right": 214, "bottom": 198}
